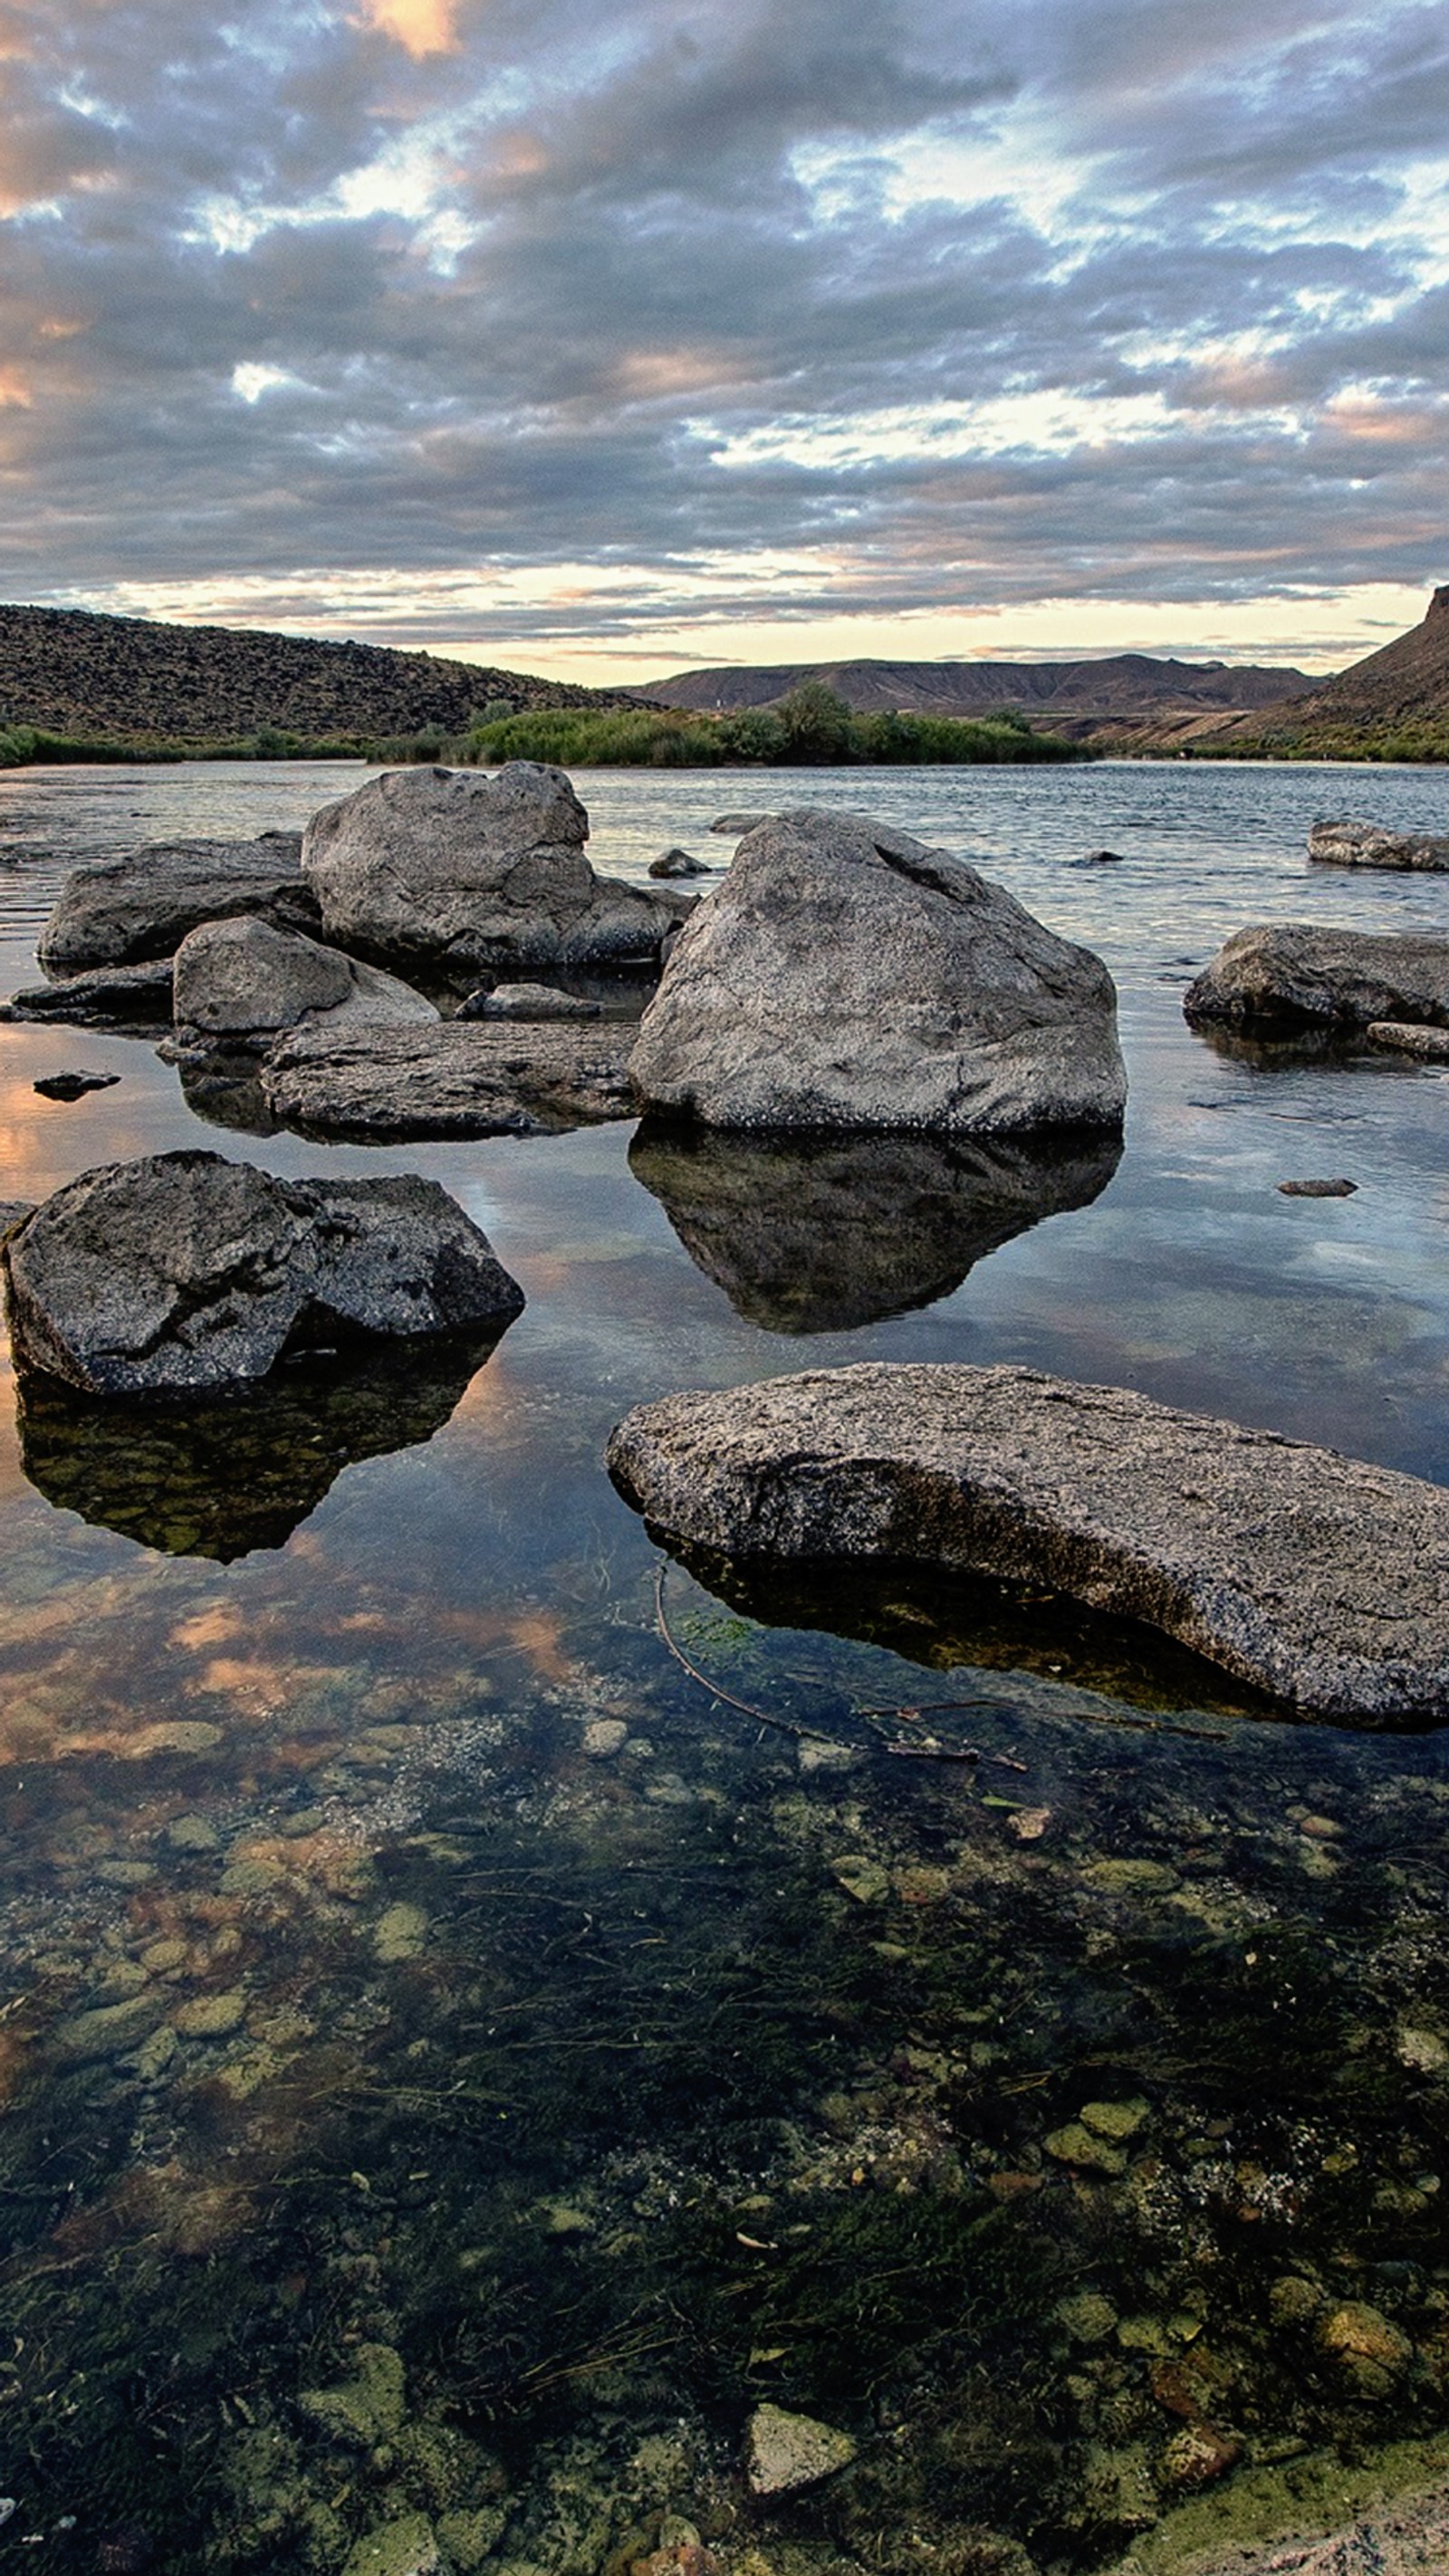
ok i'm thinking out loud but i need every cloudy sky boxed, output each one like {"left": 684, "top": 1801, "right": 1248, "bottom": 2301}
{"left": 1, "top": 0, "right": 1446, "bottom": 681}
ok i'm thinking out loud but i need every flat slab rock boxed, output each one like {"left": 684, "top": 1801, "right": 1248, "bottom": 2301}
{"left": 38, "top": 832, "right": 313, "bottom": 975}
{"left": 260, "top": 1019, "right": 637, "bottom": 1139}
{"left": 1, "top": 956, "right": 175, "bottom": 1027}
{"left": 4, "top": 1149, "right": 523, "bottom": 1398}
{"left": 1367, "top": 1020, "right": 1449, "bottom": 1062}
{"left": 1185, "top": 924, "right": 1449, "bottom": 1032}
{"left": 606, "top": 1362, "right": 1449, "bottom": 1722}
{"left": 1309, "top": 817, "right": 1449, "bottom": 872}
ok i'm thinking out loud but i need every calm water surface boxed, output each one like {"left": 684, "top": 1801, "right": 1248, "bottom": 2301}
{"left": 1, "top": 761, "right": 1448, "bottom": 2576}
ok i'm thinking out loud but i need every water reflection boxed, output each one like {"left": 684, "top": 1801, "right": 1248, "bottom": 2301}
{"left": 629, "top": 1120, "right": 1123, "bottom": 1331}
{"left": 14, "top": 1328, "right": 510, "bottom": 1558}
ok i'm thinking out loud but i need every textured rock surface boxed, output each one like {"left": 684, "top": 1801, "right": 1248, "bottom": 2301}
{"left": 745, "top": 2403, "right": 857, "bottom": 2494}
{"left": 629, "top": 809, "right": 1126, "bottom": 1133}
{"left": 171, "top": 915, "right": 437, "bottom": 1051}
{"left": 261, "top": 1020, "right": 636, "bottom": 1139}
{"left": 1184, "top": 924, "right": 1449, "bottom": 1032}
{"left": 301, "top": 763, "right": 690, "bottom": 972}
{"left": 629, "top": 1122, "right": 1120, "bottom": 1332}
{"left": 1, "top": 956, "right": 175, "bottom": 1026}
{"left": 1309, "top": 817, "right": 1449, "bottom": 871}
{"left": 1139, "top": 2482, "right": 1449, "bottom": 2576}
{"left": 648, "top": 847, "right": 713, "bottom": 878}
{"left": 457, "top": 980, "right": 600, "bottom": 1021}
{"left": 37, "top": 832, "right": 313, "bottom": 974}
{"left": 4, "top": 1150, "right": 524, "bottom": 1396}
{"left": 1367, "top": 1020, "right": 1449, "bottom": 1061}
{"left": 607, "top": 1362, "right": 1449, "bottom": 1721}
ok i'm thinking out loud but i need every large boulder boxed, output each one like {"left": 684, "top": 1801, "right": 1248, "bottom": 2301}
{"left": 170, "top": 916, "right": 437, "bottom": 1053}
{"left": 629, "top": 1122, "right": 1120, "bottom": 1332}
{"left": 1185, "top": 924, "right": 1449, "bottom": 1032}
{"left": 300, "top": 764, "right": 691, "bottom": 974}
{"left": 37, "top": 832, "right": 315, "bottom": 976}
{"left": 260, "top": 1021, "right": 636, "bottom": 1140}
{"left": 607, "top": 1362, "right": 1449, "bottom": 1723}
{"left": 628, "top": 811, "right": 1126, "bottom": 1133}
{"left": 4, "top": 1151, "right": 524, "bottom": 1397}
{"left": 1309, "top": 817, "right": 1449, "bottom": 871}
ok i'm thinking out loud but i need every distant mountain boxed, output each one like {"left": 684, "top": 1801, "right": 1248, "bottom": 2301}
{"left": 0, "top": 603, "right": 647, "bottom": 749}
{"left": 1212, "top": 587, "right": 1449, "bottom": 756}
{"left": 636, "top": 652, "right": 1315, "bottom": 740}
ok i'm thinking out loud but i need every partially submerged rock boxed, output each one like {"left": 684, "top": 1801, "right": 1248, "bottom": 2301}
{"left": 260, "top": 1020, "right": 636, "bottom": 1140}
{"left": 1185, "top": 925, "right": 1449, "bottom": 1033}
{"left": 1367, "top": 1021, "right": 1449, "bottom": 1062}
{"left": 629, "top": 1121, "right": 1121, "bottom": 1332}
{"left": 607, "top": 1362, "right": 1449, "bottom": 1721}
{"left": 1278, "top": 1177, "right": 1357, "bottom": 1197}
{"left": 14, "top": 1327, "right": 501, "bottom": 1558}
{"left": 301, "top": 763, "right": 690, "bottom": 974}
{"left": 170, "top": 915, "right": 437, "bottom": 1053}
{"left": 4, "top": 1150, "right": 524, "bottom": 1397}
{"left": 709, "top": 811, "right": 776, "bottom": 835}
{"left": 1, "top": 956, "right": 175, "bottom": 1028}
{"left": 629, "top": 809, "right": 1126, "bottom": 1134}
{"left": 37, "top": 831, "right": 313, "bottom": 975}
{"left": 33, "top": 1070, "right": 120, "bottom": 1101}
{"left": 648, "top": 847, "right": 712, "bottom": 879}
{"left": 457, "top": 981, "right": 600, "bottom": 1021}
{"left": 1309, "top": 817, "right": 1449, "bottom": 872}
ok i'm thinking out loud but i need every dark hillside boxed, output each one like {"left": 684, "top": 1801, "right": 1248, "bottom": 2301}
{"left": 0, "top": 603, "right": 646, "bottom": 749}
{"left": 639, "top": 651, "right": 1313, "bottom": 737}
{"left": 1214, "top": 587, "right": 1449, "bottom": 756}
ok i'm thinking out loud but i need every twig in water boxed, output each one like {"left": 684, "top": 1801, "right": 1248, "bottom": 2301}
{"left": 652, "top": 1561, "right": 850, "bottom": 1749}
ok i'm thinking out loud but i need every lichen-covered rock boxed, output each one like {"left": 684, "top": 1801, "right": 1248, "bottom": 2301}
{"left": 260, "top": 1020, "right": 637, "bottom": 1140}
{"left": 607, "top": 1362, "right": 1449, "bottom": 1721}
{"left": 1309, "top": 817, "right": 1449, "bottom": 871}
{"left": 628, "top": 1121, "right": 1120, "bottom": 1332}
{"left": 629, "top": 809, "right": 1126, "bottom": 1133}
{"left": 38, "top": 832, "right": 313, "bottom": 975}
{"left": 1185, "top": 925, "right": 1449, "bottom": 1033}
{"left": 4, "top": 1150, "right": 524, "bottom": 1397}
{"left": 300, "top": 763, "right": 690, "bottom": 973}
{"left": 745, "top": 2402, "right": 857, "bottom": 2494}
{"left": 171, "top": 915, "right": 437, "bottom": 1052}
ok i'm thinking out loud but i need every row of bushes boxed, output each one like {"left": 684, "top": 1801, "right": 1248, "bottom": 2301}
{"left": 371, "top": 685, "right": 1087, "bottom": 770}
{"left": 0, "top": 725, "right": 373, "bottom": 768}
{"left": 1196, "top": 720, "right": 1449, "bottom": 764}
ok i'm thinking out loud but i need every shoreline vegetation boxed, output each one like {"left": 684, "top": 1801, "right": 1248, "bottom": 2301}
{"left": 0, "top": 688, "right": 1088, "bottom": 772}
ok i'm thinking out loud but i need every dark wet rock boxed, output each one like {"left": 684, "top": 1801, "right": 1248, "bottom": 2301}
{"left": 14, "top": 1328, "right": 504, "bottom": 1558}
{"left": 1079, "top": 848, "right": 1128, "bottom": 864}
{"left": 456, "top": 980, "right": 600, "bottom": 1021}
{"left": 37, "top": 831, "right": 312, "bottom": 975}
{"left": 1278, "top": 1177, "right": 1358, "bottom": 1197}
{"left": 1367, "top": 1020, "right": 1449, "bottom": 1062}
{"left": 629, "top": 1121, "right": 1121, "bottom": 1332}
{"left": 170, "top": 915, "right": 437, "bottom": 1053}
{"left": 607, "top": 1362, "right": 1449, "bottom": 1721}
{"left": 301, "top": 763, "right": 691, "bottom": 973}
{"left": 260, "top": 1020, "right": 636, "bottom": 1140}
{"left": 33, "top": 1069, "right": 120, "bottom": 1101}
{"left": 1184, "top": 926, "right": 1449, "bottom": 1033}
{"left": 176, "top": 1053, "right": 282, "bottom": 1137}
{"left": 648, "top": 847, "right": 712, "bottom": 879}
{"left": 1309, "top": 817, "right": 1449, "bottom": 872}
{"left": 630, "top": 810, "right": 1126, "bottom": 1134}
{"left": 708, "top": 811, "right": 776, "bottom": 835}
{"left": 1, "top": 956, "right": 174, "bottom": 1029}
{"left": 4, "top": 1149, "right": 524, "bottom": 1397}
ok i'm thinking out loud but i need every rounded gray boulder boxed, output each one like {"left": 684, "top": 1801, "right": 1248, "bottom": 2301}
{"left": 1185, "top": 923, "right": 1449, "bottom": 1031}
{"left": 4, "top": 1150, "right": 524, "bottom": 1397}
{"left": 629, "top": 809, "right": 1126, "bottom": 1133}
{"left": 171, "top": 916, "right": 438, "bottom": 1052}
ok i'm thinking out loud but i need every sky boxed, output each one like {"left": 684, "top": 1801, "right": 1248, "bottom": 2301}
{"left": 0, "top": 0, "right": 1446, "bottom": 684}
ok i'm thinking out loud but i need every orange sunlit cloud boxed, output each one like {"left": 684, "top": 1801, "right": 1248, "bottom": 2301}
{"left": 356, "top": 0, "right": 460, "bottom": 57}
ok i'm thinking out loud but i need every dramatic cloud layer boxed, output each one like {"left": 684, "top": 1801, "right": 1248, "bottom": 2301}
{"left": 0, "top": 0, "right": 1445, "bottom": 674}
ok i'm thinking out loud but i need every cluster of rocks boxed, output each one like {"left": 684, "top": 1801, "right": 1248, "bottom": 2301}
{"left": 1309, "top": 816, "right": 1449, "bottom": 872}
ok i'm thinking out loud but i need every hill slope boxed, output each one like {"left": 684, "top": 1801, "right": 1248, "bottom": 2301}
{"left": 638, "top": 652, "right": 1314, "bottom": 739}
{"left": 0, "top": 604, "right": 644, "bottom": 748}
{"left": 1213, "top": 587, "right": 1449, "bottom": 756}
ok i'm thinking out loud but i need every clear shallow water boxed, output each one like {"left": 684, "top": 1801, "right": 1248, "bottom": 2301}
{"left": 1, "top": 763, "right": 1449, "bottom": 2576}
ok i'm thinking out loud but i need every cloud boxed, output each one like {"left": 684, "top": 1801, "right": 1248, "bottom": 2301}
{"left": 0, "top": 0, "right": 1445, "bottom": 670}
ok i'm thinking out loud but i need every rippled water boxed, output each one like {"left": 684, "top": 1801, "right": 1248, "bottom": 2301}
{"left": 1, "top": 759, "right": 1448, "bottom": 2576}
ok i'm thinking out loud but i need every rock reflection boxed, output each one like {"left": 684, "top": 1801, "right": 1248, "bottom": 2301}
{"left": 14, "top": 1328, "right": 509, "bottom": 1558}
{"left": 629, "top": 1120, "right": 1122, "bottom": 1331}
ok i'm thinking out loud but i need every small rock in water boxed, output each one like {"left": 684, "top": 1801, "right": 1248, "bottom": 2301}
{"left": 34, "top": 1069, "right": 120, "bottom": 1101}
{"left": 1277, "top": 1177, "right": 1358, "bottom": 1197}
{"left": 745, "top": 2401, "right": 857, "bottom": 2494}
{"left": 457, "top": 981, "right": 600, "bottom": 1020}
{"left": 1077, "top": 848, "right": 1127, "bottom": 864}
{"left": 708, "top": 811, "right": 775, "bottom": 835}
{"left": 582, "top": 1717, "right": 629, "bottom": 1759}
{"left": 1367, "top": 1019, "right": 1449, "bottom": 1062}
{"left": 648, "top": 847, "right": 712, "bottom": 879}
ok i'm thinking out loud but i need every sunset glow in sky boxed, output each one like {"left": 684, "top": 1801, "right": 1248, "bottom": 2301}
{"left": 1, "top": 0, "right": 1446, "bottom": 681}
